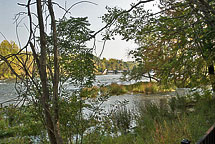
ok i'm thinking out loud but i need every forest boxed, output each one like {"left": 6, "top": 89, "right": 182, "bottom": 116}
{"left": 94, "top": 57, "right": 135, "bottom": 74}
{"left": 0, "top": 40, "right": 34, "bottom": 80}
{"left": 0, "top": 40, "right": 135, "bottom": 79}
{"left": 0, "top": 0, "right": 215, "bottom": 143}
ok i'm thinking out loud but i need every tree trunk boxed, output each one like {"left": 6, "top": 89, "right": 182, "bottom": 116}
{"left": 47, "top": 0, "right": 63, "bottom": 143}
{"left": 208, "top": 65, "right": 215, "bottom": 93}
{"left": 36, "top": 0, "right": 57, "bottom": 143}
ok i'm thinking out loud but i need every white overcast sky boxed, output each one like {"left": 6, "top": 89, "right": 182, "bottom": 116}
{"left": 0, "top": 0, "right": 158, "bottom": 61}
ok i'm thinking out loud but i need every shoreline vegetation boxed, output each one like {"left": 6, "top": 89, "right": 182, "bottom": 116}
{"left": 0, "top": 85, "right": 214, "bottom": 143}
{"left": 80, "top": 82, "right": 175, "bottom": 98}
{"left": 1, "top": 0, "right": 215, "bottom": 143}
{"left": 0, "top": 41, "right": 214, "bottom": 143}
{"left": 0, "top": 72, "right": 214, "bottom": 143}
{"left": 1, "top": 74, "right": 214, "bottom": 143}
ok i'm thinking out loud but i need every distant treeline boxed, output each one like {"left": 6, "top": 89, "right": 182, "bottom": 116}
{"left": 0, "top": 40, "right": 135, "bottom": 79}
{"left": 0, "top": 40, "right": 34, "bottom": 80}
{"left": 94, "top": 57, "right": 136, "bottom": 74}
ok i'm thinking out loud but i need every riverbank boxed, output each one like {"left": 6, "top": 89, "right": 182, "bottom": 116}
{"left": 0, "top": 89, "right": 214, "bottom": 143}
{"left": 1, "top": 74, "right": 214, "bottom": 143}
{"left": 84, "top": 90, "right": 215, "bottom": 144}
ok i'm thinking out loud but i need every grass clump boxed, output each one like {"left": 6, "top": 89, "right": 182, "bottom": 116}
{"left": 107, "top": 83, "right": 128, "bottom": 95}
{"left": 132, "top": 91, "right": 215, "bottom": 144}
{"left": 104, "top": 82, "right": 173, "bottom": 96}
{"left": 125, "top": 82, "right": 159, "bottom": 94}
{"left": 80, "top": 82, "right": 174, "bottom": 97}
{"left": 80, "top": 86, "right": 99, "bottom": 98}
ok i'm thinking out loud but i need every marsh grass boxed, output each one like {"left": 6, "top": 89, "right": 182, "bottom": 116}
{"left": 132, "top": 91, "right": 215, "bottom": 144}
{"left": 1, "top": 87, "right": 214, "bottom": 143}
{"left": 125, "top": 82, "right": 159, "bottom": 94}
{"left": 80, "top": 86, "right": 99, "bottom": 98}
{"left": 107, "top": 83, "right": 128, "bottom": 95}
{"left": 83, "top": 91, "right": 215, "bottom": 144}
{"left": 103, "top": 82, "right": 173, "bottom": 96}
{"left": 110, "top": 106, "right": 133, "bottom": 135}
{"left": 79, "top": 82, "right": 173, "bottom": 98}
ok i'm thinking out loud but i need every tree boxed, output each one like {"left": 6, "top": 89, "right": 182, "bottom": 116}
{"left": 0, "top": 0, "right": 95, "bottom": 143}
{"left": 103, "top": 0, "right": 215, "bottom": 90}
{"left": 0, "top": 40, "right": 20, "bottom": 79}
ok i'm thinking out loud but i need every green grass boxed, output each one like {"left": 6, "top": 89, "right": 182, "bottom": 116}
{"left": 82, "top": 91, "right": 215, "bottom": 144}
{"left": 80, "top": 86, "right": 100, "bottom": 98}
{"left": 79, "top": 82, "right": 174, "bottom": 98}
{"left": 104, "top": 82, "right": 174, "bottom": 96}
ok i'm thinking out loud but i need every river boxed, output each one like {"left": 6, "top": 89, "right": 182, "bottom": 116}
{"left": 0, "top": 74, "right": 173, "bottom": 107}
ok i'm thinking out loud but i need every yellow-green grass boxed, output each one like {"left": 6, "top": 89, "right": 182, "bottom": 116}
{"left": 80, "top": 82, "right": 174, "bottom": 98}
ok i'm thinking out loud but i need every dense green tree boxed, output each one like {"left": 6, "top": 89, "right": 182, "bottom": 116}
{"left": 103, "top": 0, "right": 215, "bottom": 90}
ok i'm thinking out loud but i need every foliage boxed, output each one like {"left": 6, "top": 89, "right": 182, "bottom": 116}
{"left": 110, "top": 103, "right": 133, "bottom": 135}
{"left": 45, "top": 16, "right": 98, "bottom": 143}
{"left": 0, "top": 39, "right": 135, "bottom": 81}
{"left": 0, "top": 105, "right": 46, "bottom": 143}
{"left": 1, "top": 90, "right": 215, "bottom": 143}
{"left": 80, "top": 82, "right": 173, "bottom": 97}
{"left": 0, "top": 40, "right": 33, "bottom": 80}
{"left": 2, "top": 0, "right": 215, "bottom": 143}
{"left": 0, "top": 10, "right": 97, "bottom": 144}
{"left": 46, "top": 17, "right": 95, "bottom": 87}
{"left": 102, "top": 0, "right": 215, "bottom": 89}
{"left": 0, "top": 95, "right": 108, "bottom": 143}
{"left": 132, "top": 91, "right": 215, "bottom": 144}
{"left": 87, "top": 91, "right": 215, "bottom": 144}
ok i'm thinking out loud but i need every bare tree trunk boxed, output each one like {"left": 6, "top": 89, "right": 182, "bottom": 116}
{"left": 36, "top": 0, "right": 57, "bottom": 143}
{"left": 47, "top": 0, "right": 63, "bottom": 143}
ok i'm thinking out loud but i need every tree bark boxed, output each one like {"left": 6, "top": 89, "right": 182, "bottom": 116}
{"left": 36, "top": 0, "right": 57, "bottom": 143}
{"left": 47, "top": 0, "right": 63, "bottom": 143}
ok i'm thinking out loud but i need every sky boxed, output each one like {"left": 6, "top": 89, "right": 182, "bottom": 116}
{"left": 0, "top": 0, "right": 157, "bottom": 61}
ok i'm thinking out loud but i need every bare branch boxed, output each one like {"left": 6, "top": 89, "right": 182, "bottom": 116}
{"left": 90, "top": 0, "right": 154, "bottom": 39}
{"left": 0, "top": 32, "right": 8, "bottom": 41}
{"left": 62, "top": 1, "right": 98, "bottom": 19}
{"left": 0, "top": 55, "right": 22, "bottom": 80}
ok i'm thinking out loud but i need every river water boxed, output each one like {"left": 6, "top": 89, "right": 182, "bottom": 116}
{"left": 0, "top": 74, "right": 173, "bottom": 107}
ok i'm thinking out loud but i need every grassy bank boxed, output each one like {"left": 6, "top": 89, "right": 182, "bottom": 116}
{"left": 84, "top": 90, "right": 215, "bottom": 144}
{"left": 80, "top": 82, "right": 174, "bottom": 98}
{"left": 0, "top": 90, "right": 215, "bottom": 143}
